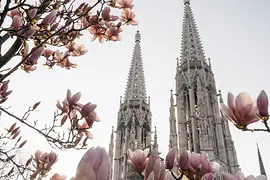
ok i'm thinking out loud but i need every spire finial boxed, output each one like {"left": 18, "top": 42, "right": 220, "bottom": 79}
{"left": 184, "top": 0, "right": 190, "bottom": 5}
{"left": 218, "top": 90, "right": 224, "bottom": 103}
{"left": 170, "top": 90, "right": 174, "bottom": 104}
{"left": 135, "top": 30, "right": 141, "bottom": 42}
{"left": 256, "top": 143, "right": 267, "bottom": 176}
{"left": 208, "top": 58, "right": 212, "bottom": 67}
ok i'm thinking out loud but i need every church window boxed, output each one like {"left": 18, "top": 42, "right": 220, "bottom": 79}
{"left": 135, "top": 126, "right": 137, "bottom": 139}
{"left": 141, "top": 128, "right": 144, "bottom": 142}
{"left": 194, "top": 85, "right": 198, "bottom": 106}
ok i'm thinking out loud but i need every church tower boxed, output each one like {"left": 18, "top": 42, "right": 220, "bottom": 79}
{"left": 174, "top": 0, "right": 239, "bottom": 173}
{"left": 111, "top": 31, "right": 152, "bottom": 180}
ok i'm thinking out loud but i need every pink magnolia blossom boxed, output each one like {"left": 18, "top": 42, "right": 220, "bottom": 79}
{"left": 189, "top": 152, "right": 201, "bottom": 170}
{"left": 10, "top": 15, "right": 22, "bottom": 30}
{"left": 81, "top": 103, "right": 100, "bottom": 127}
{"left": 50, "top": 173, "right": 67, "bottom": 180}
{"left": 89, "top": 26, "right": 106, "bottom": 43}
{"left": 74, "top": 147, "right": 110, "bottom": 180}
{"left": 220, "top": 92, "right": 260, "bottom": 129}
{"left": 101, "top": 7, "right": 119, "bottom": 22}
{"left": 27, "top": 8, "right": 38, "bottom": 20}
{"left": 7, "top": 8, "right": 20, "bottom": 17}
{"left": 28, "top": 46, "right": 45, "bottom": 64}
{"left": 31, "top": 150, "right": 58, "bottom": 178}
{"left": 77, "top": 121, "right": 93, "bottom": 139}
{"left": 106, "top": 27, "right": 122, "bottom": 41}
{"left": 66, "top": 89, "right": 81, "bottom": 108}
{"left": 56, "top": 99, "right": 69, "bottom": 115}
{"left": 66, "top": 42, "right": 88, "bottom": 56}
{"left": 117, "top": 0, "right": 134, "bottom": 9}
{"left": 41, "top": 10, "right": 57, "bottom": 25}
{"left": 177, "top": 149, "right": 190, "bottom": 171}
{"left": 127, "top": 148, "right": 149, "bottom": 174}
{"left": 152, "top": 158, "right": 166, "bottom": 180}
{"left": 121, "top": 9, "right": 137, "bottom": 25}
{"left": 201, "top": 173, "right": 215, "bottom": 180}
{"left": 43, "top": 49, "right": 54, "bottom": 58}
{"left": 0, "top": 80, "right": 12, "bottom": 104}
{"left": 163, "top": 172, "right": 174, "bottom": 180}
{"left": 23, "top": 26, "right": 39, "bottom": 39}
{"left": 257, "top": 90, "right": 269, "bottom": 120}
{"left": 147, "top": 172, "right": 155, "bottom": 180}
{"left": 165, "top": 147, "right": 176, "bottom": 170}
{"left": 21, "top": 64, "right": 37, "bottom": 73}
{"left": 144, "top": 149, "right": 159, "bottom": 179}
{"left": 144, "top": 148, "right": 165, "bottom": 180}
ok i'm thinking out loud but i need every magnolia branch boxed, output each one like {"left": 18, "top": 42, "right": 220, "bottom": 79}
{"left": 0, "top": 107, "right": 87, "bottom": 150}
{"left": 0, "top": 0, "right": 104, "bottom": 81}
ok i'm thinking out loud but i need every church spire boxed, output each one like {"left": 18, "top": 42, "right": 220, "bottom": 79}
{"left": 169, "top": 90, "right": 178, "bottom": 150}
{"left": 256, "top": 143, "right": 267, "bottom": 176}
{"left": 124, "top": 30, "right": 147, "bottom": 101}
{"left": 108, "top": 126, "right": 114, "bottom": 180}
{"left": 180, "top": 0, "right": 206, "bottom": 64}
{"left": 175, "top": 1, "right": 239, "bottom": 174}
{"left": 113, "top": 31, "right": 152, "bottom": 180}
{"left": 154, "top": 126, "right": 158, "bottom": 149}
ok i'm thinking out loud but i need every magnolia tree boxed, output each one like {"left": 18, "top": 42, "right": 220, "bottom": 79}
{"left": 0, "top": 0, "right": 137, "bottom": 179}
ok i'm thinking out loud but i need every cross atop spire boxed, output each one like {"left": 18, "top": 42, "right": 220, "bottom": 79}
{"left": 124, "top": 31, "right": 147, "bottom": 101}
{"left": 179, "top": 0, "right": 206, "bottom": 64}
{"left": 184, "top": 0, "right": 190, "bottom": 5}
{"left": 135, "top": 30, "right": 141, "bottom": 42}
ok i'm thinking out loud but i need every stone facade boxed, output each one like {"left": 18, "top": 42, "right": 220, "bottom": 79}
{"left": 109, "top": 31, "right": 153, "bottom": 180}
{"left": 109, "top": 0, "right": 241, "bottom": 179}
{"left": 173, "top": 0, "right": 239, "bottom": 174}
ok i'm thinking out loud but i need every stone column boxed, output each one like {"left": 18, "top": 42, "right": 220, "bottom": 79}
{"left": 137, "top": 125, "right": 142, "bottom": 149}
{"left": 211, "top": 90, "right": 227, "bottom": 163}
{"left": 189, "top": 87, "right": 199, "bottom": 152}
{"left": 177, "top": 90, "right": 188, "bottom": 151}
{"left": 113, "top": 132, "right": 121, "bottom": 180}
{"left": 122, "top": 127, "right": 129, "bottom": 179}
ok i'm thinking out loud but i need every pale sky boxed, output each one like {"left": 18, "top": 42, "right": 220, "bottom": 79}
{"left": 1, "top": 0, "right": 269, "bottom": 179}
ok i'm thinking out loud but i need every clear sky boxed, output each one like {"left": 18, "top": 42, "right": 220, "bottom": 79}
{"left": 1, "top": 0, "right": 269, "bottom": 178}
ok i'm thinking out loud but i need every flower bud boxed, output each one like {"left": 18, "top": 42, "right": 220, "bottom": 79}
{"left": 27, "top": 8, "right": 37, "bottom": 20}
{"left": 257, "top": 90, "right": 269, "bottom": 120}
{"left": 75, "top": 147, "right": 110, "bottom": 180}
{"left": 165, "top": 147, "right": 176, "bottom": 170}
{"left": 178, "top": 149, "right": 189, "bottom": 171}
{"left": 10, "top": 15, "right": 22, "bottom": 30}
{"left": 41, "top": 10, "right": 57, "bottom": 25}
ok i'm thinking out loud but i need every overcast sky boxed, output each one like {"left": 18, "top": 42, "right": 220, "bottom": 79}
{"left": 1, "top": 0, "right": 269, "bottom": 178}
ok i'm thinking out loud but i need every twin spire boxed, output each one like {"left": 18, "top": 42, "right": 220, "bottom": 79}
{"left": 124, "top": 31, "right": 147, "bottom": 102}
{"left": 180, "top": 0, "right": 206, "bottom": 64}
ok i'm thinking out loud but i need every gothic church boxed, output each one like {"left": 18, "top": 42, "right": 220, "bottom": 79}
{"left": 107, "top": 0, "right": 266, "bottom": 179}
